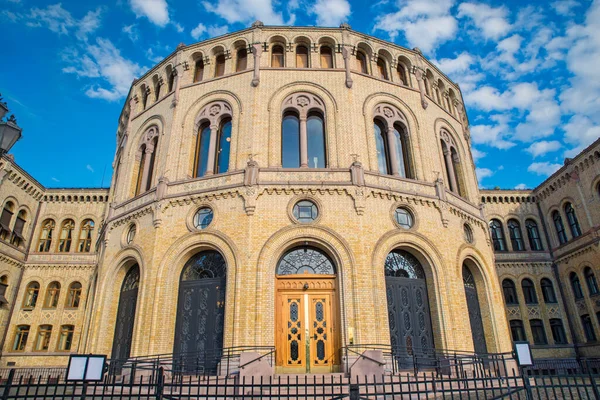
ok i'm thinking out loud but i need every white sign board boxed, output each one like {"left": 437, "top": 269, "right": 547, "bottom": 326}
{"left": 85, "top": 356, "right": 106, "bottom": 381}
{"left": 66, "top": 356, "right": 87, "bottom": 381}
{"left": 514, "top": 342, "right": 533, "bottom": 366}
{"left": 66, "top": 355, "right": 107, "bottom": 381}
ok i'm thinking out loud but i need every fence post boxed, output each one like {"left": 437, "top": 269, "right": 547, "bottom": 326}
{"left": 522, "top": 376, "right": 534, "bottom": 400}
{"left": 349, "top": 383, "right": 359, "bottom": 400}
{"left": 80, "top": 381, "right": 88, "bottom": 400}
{"left": 155, "top": 367, "right": 164, "bottom": 400}
{"left": 1, "top": 369, "right": 14, "bottom": 400}
{"left": 585, "top": 359, "right": 600, "bottom": 400}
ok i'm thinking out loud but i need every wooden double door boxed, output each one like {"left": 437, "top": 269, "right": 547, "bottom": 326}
{"left": 275, "top": 276, "right": 339, "bottom": 373}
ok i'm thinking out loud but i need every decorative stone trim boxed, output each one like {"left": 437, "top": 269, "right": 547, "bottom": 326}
{"left": 527, "top": 306, "right": 540, "bottom": 317}
{"left": 286, "top": 195, "right": 324, "bottom": 225}
{"left": 185, "top": 202, "right": 217, "bottom": 232}
{"left": 507, "top": 306, "right": 521, "bottom": 318}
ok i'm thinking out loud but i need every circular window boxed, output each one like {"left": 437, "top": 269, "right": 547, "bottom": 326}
{"left": 292, "top": 200, "right": 318, "bottom": 223}
{"left": 394, "top": 207, "right": 414, "bottom": 229}
{"left": 464, "top": 223, "right": 474, "bottom": 243}
{"left": 126, "top": 225, "right": 136, "bottom": 244}
{"left": 193, "top": 207, "right": 214, "bottom": 229}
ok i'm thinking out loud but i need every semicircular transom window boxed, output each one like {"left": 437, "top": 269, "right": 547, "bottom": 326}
{"left": 194, "top": 207, "right": 214, "bottom": 229}
{"left": 277, "top": 247, "right": 335, "bottom": 275}
{"left": 385, "top": 250, "right": 425, "bottom": 279}
{"left": 293, "top": 200, "right": 318, "bottom": 223}
{"left": 394, "top": 207, "right": 414, "bottom": 229}
{"left": 181, "top": 250, "right": 226, "bottom": 281}
{"left": 121, "top": 265, "right": 140, "bottom": 292}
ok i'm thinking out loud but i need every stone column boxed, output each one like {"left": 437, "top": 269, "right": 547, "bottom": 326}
{"left": 299, "top": 115, "right": 308, "bottom": 168}
{"left": 140, "top": 146, "right": 154, "bottom": 191}
{"left": 414, "top": 68, "right": 428, "bottom": 109}
{"left": 386, "top": 127, "right": 400, "bottom": 176}
{"left": 205, "top": 124, "right": 219, "bottom": 175}
{"left": 342, "top": 46, "right": 353, "bottom": 88}
{"left": 443, "top": 149, "right": 457, "bottom": 192}
{"left": 251, "top": 43, "right": 262, "bottom": 87}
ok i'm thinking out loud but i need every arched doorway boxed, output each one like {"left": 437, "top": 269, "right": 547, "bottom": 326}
{"left": 463, "top": 264, "right": 488, "bottom": 354}
{"left": 275, "top": 246, "right": 340, "bottom": 373}
{"left": 112, "top": 264, "right": 140, "bottom": 361}
{"left": 173, "top": 251, "right": 226, "bottom": 373}
{"left": 385, "top": 250, "right": 434, "bottom": 369}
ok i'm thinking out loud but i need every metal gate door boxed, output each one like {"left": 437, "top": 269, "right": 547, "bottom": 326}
{"left": 463, "top": 266, "right": 488, "bottom": 355}
{"left": 111, "top": 266, "right": 140, "bottom": 362}
{"left": 174, "top": 277, "right": 225, "bottom": 374}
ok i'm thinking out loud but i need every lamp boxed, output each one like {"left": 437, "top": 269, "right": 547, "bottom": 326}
{"left": 0, "top": 115, "right": 22, "bottom": 157}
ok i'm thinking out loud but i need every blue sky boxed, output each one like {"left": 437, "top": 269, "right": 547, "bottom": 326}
{"left": 1, "top": 0, "right": 599, "bottom": 190}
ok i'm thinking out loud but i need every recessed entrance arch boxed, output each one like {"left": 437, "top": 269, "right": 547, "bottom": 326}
{"left": 112, "top": 264, "right": 140, "bottom": 361}
{"left": 385, "top": 250, "right": 434, "bottom": 368}
{"left": 173, "top": 250, "right": 226, "bottom": 373}
{"left": 275, "top": 246, "right": 340, "bottom": 373}
{"left": 463, "top": 264, "right": 488, "bottom": 354}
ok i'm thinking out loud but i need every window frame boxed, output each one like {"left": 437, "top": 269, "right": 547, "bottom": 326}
{"left": 540, "top": 278, "right": 557, "bottom": 303}
{"left": 57, "top": 325, "right": 75, "bottom": 352}
{"left": 22, "top": 281, "right": 40, "bottom": 309}
{"left": 565, "top": 202, "right": 582, "bottom": 238}
{"left": 489, "top": 219, "right": 507, "bottom": 252}
{"left": 43, "top": 282, "right": 61, "bottom": 309}
{"left": 12, "top": 325, "right": 30, "bottom": 352}
{"left": 66, "top": 282, "right": 82, "bottom": 309}
{"left": 502, "top": 279, "right": 519, "bottom": 305}
{"left": 37, "top": 219, "right": 55, "bottom": 252}
{"left": 529, "top": 319, "right": 548, "bottom": 345}
{"left": 77, "top": 219, "right": 94, "bottom": 253}
{"left": 571, "top": 272, "right": 584, "bottom": 299}
{"left": 525, "top": 219, "right": 543, "bottom": 251}
{"left": 236, "top": 48, "right": 248, "bottom": 72}
{"left": 521, "top": 278, "right": 538, "bottom": 305}
{"left": 34, "top": 325, "right": 52, "bottom": 352}
{"left": 550, "top": 319, "right": 567, "bottom": 345}
{"left": 553, "top": 210, "right": 568, "bottom": 244}
{"left": 585, "top": 267, "right": 599, "bottom": 296}
{"left": 582, "top": 314, "right": 597, "bottom": 342}
{"left": 509, "top": 319, "right": 526, "bottom": 342}
{"left": 507, "top": 219, "right": 525, "bottom": 251}
{"left": 271, "top": 45, "right": 285, "bottom": 67}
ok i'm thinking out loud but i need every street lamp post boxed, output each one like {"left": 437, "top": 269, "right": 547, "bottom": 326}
{"left": 0, "top": 94, "right": 23, "bottom": 157}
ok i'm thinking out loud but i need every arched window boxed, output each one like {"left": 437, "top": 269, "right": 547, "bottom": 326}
{"left": 166, "top": 65, "right": 175, "bottom": 92}
{"left": 307, "top": 113, "right": 326, "bottom": 168}
{"left": 135, "top": 144, "right": 147, "bottom": 195}
{"left": 57, "top": 325, "right": 74, "bottom": 351}
{"left": 581, "top": 314, "right": 596, "bottom": 342}
{"left": 215, "top": 54, "right": 226, "bottom": 77}
{"left": 11, "top": 210, "right": 26, "bottom": 247}
{"left": 550, "top": 319, "right": 567, "bottom": 344}
{"left": 553, "top": 210, "right": 568, "bottom": 244}
{"left": 37, "top": 219, "right": 55, "bottom": 252}
{"left": 355, "top": 51, "right": 367, "bottom": 73}
{"left": 530, "top": 319, "right": 547, "bottom": 345}
{"left": 320, "top": 46, "right": 333, "bottom": 68}
{"left": 140, "top": 84, "right": 148, "bottom": 110}
{"left": 385, "top": 250, "right": 425, "bottom": 278}
{"left": 152, "top": 74, "right": 161, "bottom": 101}
{"left": 571, "top": 272, "right": 584, "bottom": 299}
{"left": 216, "top": 119, "right": 232, "bottom": 174}
{"left": 397, "top": 64, "right": 408, "bottom": 86}
{"left": 12, "top": 325, "right": 29, "bottom": 351}
{"left": 507, "top": 219, "right": 525, "bottom": 251}
{"left": 510, "top": 320, "right": 526, "bottom": 342}
{"left": 373, "top": 105, "right": 413, "bottom": 178}
{"left": 502, "top": 279, "right": 518, "bottom": 305}
{"left": 525, "top": 219, "right": 543, "bottom": 251}
{"left": 439, "top": 131, "right": 465, "bottom": 197}
{"left": 194, "top": 123, "right": 211, "bottom": 177}
{"left": 585, "top": 267, "right": 599, "bottom": 296}
{"left": 44, "top": 282, "right": 61, "bottom": 308}
{"left": 77, "top": 219, "right": 94, "bottom": 253}
{"left": 35, "top": 325, "right": 52, "bottom": 351}
{"left": 541, "top": 278, "right": 557, "bottom": 303}
{"left": 0, "top": 201, "right": 14, "bottom": 240}
{"left": 193, "top": 102, "right": 233, "bottom": 177}
{"left": 271, "top": 45, "right": 284, "bottom": 67}
{"left": 193, "top": 58, "right": 204, "bottom": 82}
{"left": 135, "top": 127, "right": 159, "bottom": 195}
{"left": 565, "top": 203, "right": 582, "bottom": 238}
{"left": 376, "top": 58, "right": 388, "bottom": 80}
{"left": 282, "top": 112, "right": 300, "bottom": 168}
{"left": 489, "top": 219, "right": 507, "bottom": 252}
{"left": 236, "top": 48, "right": 247, "bottom": 71}
{"left": 374, "top": 120, "right": 390, "bottom": 174}
{"left": 66, "top": 282, "right": 82, "bottom": 308}
{"left": 277, "top": 247, "right": 335, "bottom": 275}
{"left": 522, "top": 278, "right": 538, "bottom": 304}
{"left": 296, "top": 45, "right": 309, "bottom": 68}
{"left": 57, "top": 219, "right": 75, "bottom": 252}
{"left": 23, "top": 281, "right": 39, "bottom": 308}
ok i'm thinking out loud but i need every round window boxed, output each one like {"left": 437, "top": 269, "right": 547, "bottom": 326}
{"left": 464, "top": 223, "right": 474, "bottom": 243}
{"left": 126, "top": 225, "right": 136, "bottom": 244}
{"left": 394, "top": 207, "right": 414, "bottom": 229}
{"left": 194, "top": 207, "right": 214, "bottom": 229}
{"left": 293, "top": 200, "right": 318, "bottom": 223}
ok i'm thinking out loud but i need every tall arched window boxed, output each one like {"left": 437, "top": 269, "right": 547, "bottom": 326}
{"left": 215, "top": 54, "right": 226, "bottom": 77}
{"left": 541, "top": 278, "right": 557, "bottom": 303}
{"left": 397, "top": 64, "right": 408, "bottom": 86}
{"left": 77, "top": 219, "right": 94, "bottom": 253}
{"left": 507, "top": 219, "right": 525, "bottom": 251}
{"left": 23, "top": 281, "right": 39, "bottom": 308}
{"left": 0, "top": 201, "right": 14, "bottom": 240}
{"left": 11, "top": 209, "right": 26, "bottom": 247}
{"left": 58, "top": 325, "right": 74, "bottom": 351}
{"left": 38, "top": 219, "right": 55, "bottom": 252}
{"left": 193, "top": 58, "right": 204, "bottom": 82}
{"left": 296, "top": 45, "right": 309, "bottom": 68}
{"left": 489, "top": 219, "right": 507, "bottom": 252}
{"left": 281, "top": 93, "right": 326, "bottom": 169}
{"left": 236, "top": 48, "right": 247, "bottom": 71}
{"left": 66, "top": 282, "right": 82, "bottom": 308}
{"left": 376, "top": 58, "right": 388, "bottom": 80}
{"left": 57, "top": 219, "right": 75, "bottom": 252}
{"left": 525, "top": 219, "right": 543, "bottom": 251}
{"left": 166, "top": 65, "right": 175, "bottom": 92}
{"left": 585, "top": 267, "right": 599, "bottom": 296}
{"left": 140, "top": 84, "right": 149, "bottom": 110}
{"left": 193, "top": 101, "right": 233, "bottom": 177}
{"left": 502, "top": 279, "right": 518, "bottom": 304}
{"left": 320, "top": 46, "right": 333, "bottom": 68}
{"left": 355, "top": 51, "right": 367, "bottom": 73}
{"left": 550, "top": 319, "right": 567, "bottom": 344}
{"left": 372, "top": 104, "right": 413, "bottom": 178}
{"left": 12, "top": 325, "right": 29, "bottom": 351}
{"left": 440, "top": 131, "right": 465, "bottom": 197}
{"left": 521, "top": 278, "right": 538, "bottom": 304}
{"left": 565, "top": 203, "right": 582, "bottom": 238}
{"left": 553, "top": 210, "right": 568, "bottom": 244}
{"left": 44, "top": 282, "right": 61, "bottom": 308}
{"left": 530, "top": 319, "right": 547, "bottom": 345}
{"left": 374, "top": 120, "right": 390, "bottom": 174}
{"left": 271, "top": 45, "right": 284, "bottom": 67}
{"left": 571, "top": 272, "right": 584, "bottom": 299}
{"left": 152, "top": 74, "right": 161, "bottom": 101}
{"left": 510, "top": 320, "right": 526, "bottom": 342}
{"left": 134, "top": 126, "right": 159, "bottom": 195}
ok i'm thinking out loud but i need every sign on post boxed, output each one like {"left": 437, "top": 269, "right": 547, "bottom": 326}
{"left": 513, "top": 342, "right": 533, "bottom": 367}
{"left": 66, "top": 354, "right": 107, "bottom": 381}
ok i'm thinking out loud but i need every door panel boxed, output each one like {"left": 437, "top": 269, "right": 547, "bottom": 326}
{"left": 111, "top": 287, "right": 138, "bottom": 361}
{"left": 309, "top": 295, "right": 334, "bottom": 369}
{"left": 465, "top": 286, "right": 488, "bottom": 354}
{"left": 283, "top": 295, "right": 305, "bottom": 367}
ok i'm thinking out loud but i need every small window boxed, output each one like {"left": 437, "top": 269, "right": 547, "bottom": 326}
{"left": 540, "top": 278, "right": 557, "bottom": 303}
{"left": 0, "top": 201, "right": 14, "bottom": 240}
{"left": 57, "top": 219, "right": 75, "bottom": 252}
{"left": 553, "top": 211, "right": 568, "bottom": 244}
{"left": 66, "top": 282, "right": 82, "bottom": 308}
{"left": 215, "top": 54, "right": 226, "bottom": 77}
{"left": 12, "top": 325, "right": 29, "bottom": 351}
{"left": 463, "top": 224, "right": 473, "bottom": 243}
{"left": 510, "top": 320, "right": 526, "bottom": 342}
{"left": 550, "top": 319, "right": 567, "bottom": 345}
{"left": 530, "top": 319, "right": 547, "bottom": 345}
{"left": 502, "top": 279, "right": 518, "bottom": 305}
{"left": 126, "top": 225, "right": 136, "bottom": 245}
{"left": 525, "top": 219, "right": 543, "bottom": 251}
{"left": 522, "top": 279, "right": 538, "bottom": 304}
{"left": 194, "top": 58, "right": 204, "bottom": 82}
{"left": 38, "top": 219, "right": 55, "bottom": 252}
{"left": 236, "top": 48, "right": 247, "bottom": 71}
{"left": 10, "top": 210, "right": 26, "bottom": 247}
{"left": 397, "top": 64, "right": 408, "bottom": 86}
{"left": 571, "top": 272, "right": 584, "bottom": 299}
{"left": 57, "top": 325, "right": 74, "bottom": 351}
{"left": 77, "top": 219, "right": 94, "bottom": 253}
{"left": 376, "top": 58, "right": 388, "bottom": 80}
{"left": 23, "top": 282, "right": 39, "bottom": 309}
{"left": 193, "top": 208, "right": 214, "bottom": 229}
{"left": 507, "top": 219, "right": 525, "bottom": 251}
{"left": 394, "top": 207, "right": 414, "bottom": 229}
{"left": 489, "top": 219, "right": 507, "bottom": 252}
{"left": 320, "top": 46, "right": 333, "bottom": 68}
{"left": 582, "top": 314, "right": 597, "bottom": 342}
{"left": 35, "top": 325, "right": 52, "bottom": 351}
{"left": 293, "top": 200, "right": 318, "bottom": 223}
{"left": 271, "top": 45, "right": 284, "bottom": 67}
{"left": 44, "top": 282, "right": 61, "bottom": 308}
{"left": 585, "top": 267, "right": 599, "bottom": 296}
{"left": 355, "top": 51, "right": 367, "bottom": 73}
{"left": 565, "top": 203, "right": 582, "bottom": 238}
{"left": 296, "top": 45, "right": 309, "bottom": 68}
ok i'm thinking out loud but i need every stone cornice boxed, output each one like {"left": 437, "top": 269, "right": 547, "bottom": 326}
{"left": 23, "top": 264, "right": 96, "bottom": 271}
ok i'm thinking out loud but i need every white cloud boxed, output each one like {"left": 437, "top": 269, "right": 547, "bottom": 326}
{"left": 77, "top": 8, "right": 103, "bottom": 40}
{"left": 475, "top": 167, "right": 494, "bottom": 183}
{"left": 552, "top": 0, "right": 579, "bottom": 16}
{"left": 191, "top": 23, "right": 207, "bottom": 40}
{"left": 514, "top": 183, "right": 528, "bottom": 189}
{"left": 433, "top": 52, "right": 474, "bottom": 75}
{"left": 525, "top": 141, "right": 562, "bottom": 158}
{"left": 27, "top": 4, "right": 75, "bottom": 34}
{"left": 374, "top": 0, "right": 457, "bottom": 54}
{"left": 146, "top": 47, "right": 164, "bottom": 63}
{"left": 86, "top": 164, "right": 95, "bottom": 173}
{"left": 173, "top": 22, "right": 184, "bottom": 33}
{"left": 130, "top": 0, "right": 169, "bottom": 27}
{"left": 527, "top": 162, "right": 562, "bottom": 176}
{"left": 310, "top": 0, "right": 351, "bottom": 27}
{"left": 122, "top": 24, "right": 139, "bottom": 42}
{"left": 471, "top": 147, "right": 486, "bottom": 163}
{"left": 470, "top": 115, "right": 516, "bottom": 150}
{"left": 457, "top": 2, "right": 511, "bottom": 40}
{"left": 202, "top": 0, "right": 283, "bottom": 25}
{"left": 562, "top": 115, "right": 600, "bottom": 157}
{"left": 208, "top": 25, "right": 229, "bottom": 37}
{"left": 51, "top": 177, "right": 60, "bottom": 182}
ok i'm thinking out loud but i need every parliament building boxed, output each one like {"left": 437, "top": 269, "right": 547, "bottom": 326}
{"left": 0, "top": 23, "right": 598, "bottom": 372}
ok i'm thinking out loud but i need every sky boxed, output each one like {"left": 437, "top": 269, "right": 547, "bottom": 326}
{"left": 1, "top": 0, "right": 599, "bottom": 190}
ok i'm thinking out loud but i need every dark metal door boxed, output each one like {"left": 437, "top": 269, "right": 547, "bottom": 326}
{"left": 464, "top": 285, "right": 488, "bottom": 355}
{"left": 174, "top": 277, "right": 225, "bottom": 374}
{"left": 111, "top": 287, "right": 138, "bottom": 361}
{"left": 386, "top": 276, "right": 434, "bottom": 369}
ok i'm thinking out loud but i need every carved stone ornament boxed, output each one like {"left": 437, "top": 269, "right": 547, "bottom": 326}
{"left": 373, "top": 104, "right": 407, "bottom": 132}
{"left": 282, "top": 93, "right": 325, "bottom": 118}
{"left": 195, "top": 101, "right": 233, "bottom": 130}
